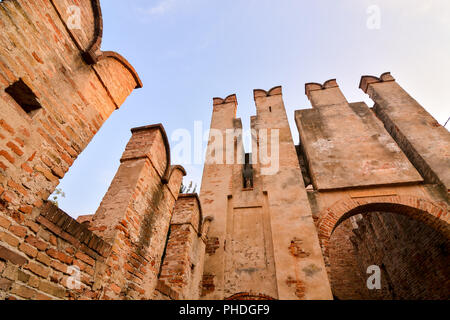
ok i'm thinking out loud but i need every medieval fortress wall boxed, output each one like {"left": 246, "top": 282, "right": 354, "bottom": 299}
{"left": 0, "top": 0, "right": 449, "bottom": 300}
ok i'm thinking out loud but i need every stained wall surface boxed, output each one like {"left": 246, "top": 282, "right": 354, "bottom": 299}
{"left": 361, "top": 74, "right": 450, "bottom": 192}
{"left": 296, "top": 81, "right": 423, "bottom": 190}
{"left": 200, "top": 88, "right": 333, "bottom": 300}
{"left": 297, "top": 75, "right": 449, "bottom": 301}
{"left": 157, "top": 194, "right": 209, "bottom": 300}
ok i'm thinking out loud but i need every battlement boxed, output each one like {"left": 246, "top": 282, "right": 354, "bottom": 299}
{"left": 359, "top": 72, "right": 395, "bottom": 93}
{"left": 304, "top": 79, "right": 339, "bottom": 99}
{"left": 304, "top": 79, "right": 348, "bottom": 108}
{"left": 213, "top": 94, "right": 238, "bottom": 106}
{"left": 156, "top": 193, "right": 212, "bottom": 300}
{"left": 210, "top": 86, "right": 286, "bottom": 131}
{"left": 0, "top": 0, "right": 142, "bottom": 212}
{"left": 358, "top": 72, "right": 450, "bottom": 191}
{"left": 253, "top": 86, "right": 283, "bottom": 100}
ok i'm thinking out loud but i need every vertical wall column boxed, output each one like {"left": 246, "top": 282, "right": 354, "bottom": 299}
{"left": 200, "top": 95, "right": 237, "bottom": 299}
{"left": 252, "top": 87, "right": 333, "bottom": 300}
{"left": 89, "top": 124, "right": 185, "bottom": 299}
{"left": 305, "top": 80, "right": 348, "bottom": 108}
{"left": 157, "top": 194, "right": 210, "bottom": 300}
{"left": 360, "top": 73, "right": 450, "bottom": 194}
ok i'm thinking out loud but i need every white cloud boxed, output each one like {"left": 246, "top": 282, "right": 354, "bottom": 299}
{"left": 370, "top": 0, "right": 450, "bottom": 24}
{"left": 140, "top": 0, "right": 177, "bottom": 16}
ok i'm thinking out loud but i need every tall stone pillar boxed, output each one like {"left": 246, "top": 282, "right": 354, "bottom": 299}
{"left": 89, "top": 124, "right": 185, "bottom": 299}
{"left": 305, "top": 79, "right": 348, "bottom": 108}
{"left": 252, "top": 87, "right": 332, "bottom": 300}
{"left": 199, "top": 95, "right": 237, "bottom": 299}
{"left": 157, "top": 194, "right": 210, "bottom": 300}
{"left": 360, "top": 73, "right": 450, "bottom": 194}
{"left": 200, "top": 89, "right": 332, "bottom": 300}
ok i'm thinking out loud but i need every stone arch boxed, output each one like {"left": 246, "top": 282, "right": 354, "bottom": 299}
{"left": 317, "top": 195, "right": 449, "bottom": 267}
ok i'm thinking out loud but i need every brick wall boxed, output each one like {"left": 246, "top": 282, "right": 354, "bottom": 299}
{"left": 201, "top": 88, "right": 333, "bottom": 300}
{"left": 157, "top": 194, "right": 209, "bottom": 300}
{"left": 361, "top": 73, "right": 450, "bottom": 192}
{"left": 0, "top": 201, "right": 110, "bottom": 300}
{"left": 0, "top": 3, "right": 139, "bottom": 302}
{"left": 327, "top": 217, "right": 365, "bottom": 299}
{"left": 87, "top": 125, "right": 185, "bottom": 300}
{"left": 0, "top": 0, "right": 166, "bottom": 300}
{"left": 0, "top": 0, "right": 211, "bottom": 300}
{"left": 0, "top": 123, "right": 197, "bottom": 300}
{"left": 329, "top": 212, "right": 450, "bottom": 300}
{"left": 0, "top": 0, "right": 140, "bottom": 212}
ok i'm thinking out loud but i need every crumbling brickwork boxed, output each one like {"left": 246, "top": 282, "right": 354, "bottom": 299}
{"left": 327, "top": 217, "right": 366, "bottom": 300}
{"left": 0, "top": 0, "right": 212, "bottom": 301}
{"left": 0, "top": 0, "right": 141, "bottom": 211}
{"left": 330, "top": 212, "right": 450, "bottom": 300}
{"left": 0, "top": 0, "right": 142, "bottom": 300}
{"left": 86, "top": 125, "right": 187, "bottom": 300}
{"left": 0, "top": 201, "right": 111, "bottom": 300}
{"left": 156, "top": 194, "right": 211, "bottom": 300}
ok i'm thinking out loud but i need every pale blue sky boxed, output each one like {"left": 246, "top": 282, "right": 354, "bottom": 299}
{"left": 58, "top": 0, "right": 450, "bottom": 217}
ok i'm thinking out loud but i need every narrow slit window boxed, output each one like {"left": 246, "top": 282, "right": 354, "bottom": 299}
{"left": 5, "top": 79, "right": 42, "bottom": 118}
{"left": 242, "top": 153, "right": 254, "bottom": 189}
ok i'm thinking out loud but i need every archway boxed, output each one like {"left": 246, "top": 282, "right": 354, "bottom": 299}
{"left": 317, "top": 195, "right": 450, "bottom": 300}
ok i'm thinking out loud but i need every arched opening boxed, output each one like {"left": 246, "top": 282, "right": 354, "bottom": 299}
{"left": 317, "top": 196, "right": 450, "bottom": 300}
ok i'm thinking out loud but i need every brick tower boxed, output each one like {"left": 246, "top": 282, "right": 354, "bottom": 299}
{"left": 199, "top": 88, "right": 333, "bottom": 300}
